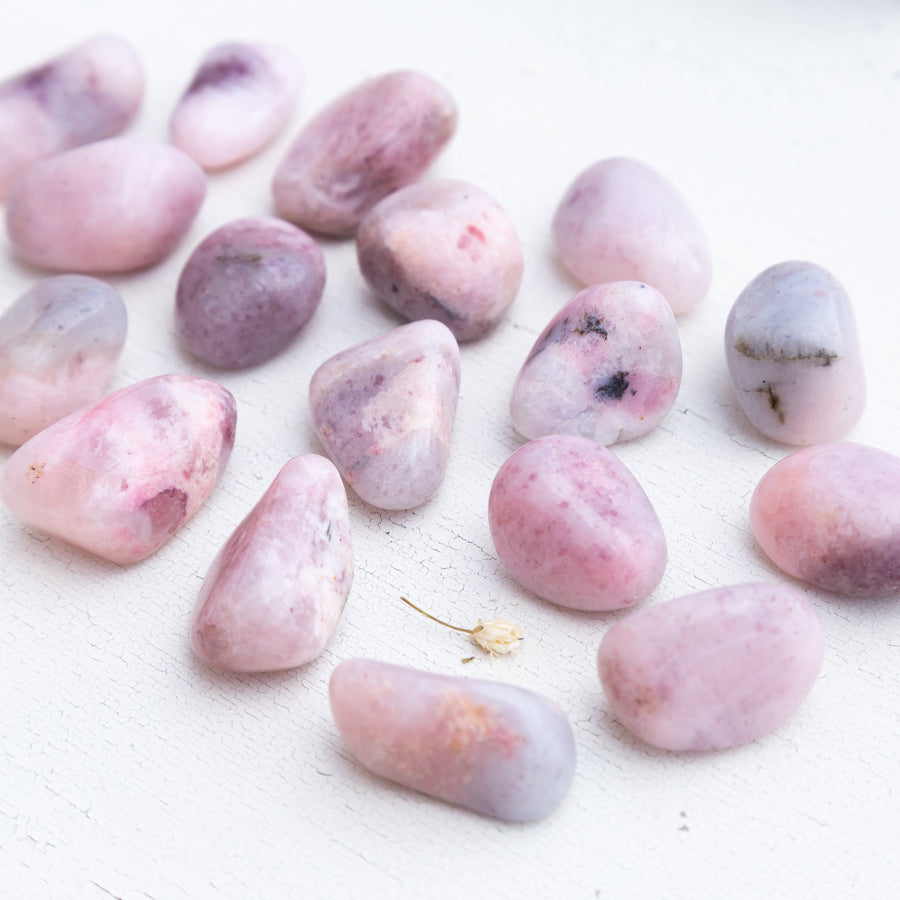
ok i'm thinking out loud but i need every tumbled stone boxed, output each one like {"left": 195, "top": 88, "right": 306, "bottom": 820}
{"left": 0, "top": 374, "right": 235, "bottom": 564}
{"left": 175, "top": 216, "right": 325, "bottom": 368}
{"left": 552, "top": 157, "right": 711, "bottom": 314}
{"left": 356, "top": 179, "right": 523, "bottom": 341}
{"left": 330, "top": 658, "right": 576, "bottom": 821}
{"left": 6, "top": 137, "right": 206, "bottom": 273}
{"left": 750, "top": 442, "right": 900, "bottom": 597}
{"left": 598, "top": 583, "right": 824, "bottom": 751}
{"left": 0, "top": 34, "right": 143, "bottom": 198}
{"left": 273, "top": 70, "right": 457, "bottom": 237}
{"left": 309, "top": 320, "right": 460, "bottom": 510}
{"left": 725, "top": 261, "right": 865, "bottom": 445}
{"left": 510, "top": 281, "right": 682, "bottom": 445}
{"left": 170, "top": 41, "right": 301, "bottom": 171}
{"left": 0, "top": 275, "right": 127, "bottom": 445}
{"left": 191, "top": 455, "right": 353, "bottom": 673}
{"left": 489, "top": 435, "right": 666, "bottom": 611}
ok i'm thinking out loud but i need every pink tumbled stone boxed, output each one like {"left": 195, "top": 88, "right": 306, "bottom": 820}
{"left": 598, "top": 583, "right": 824, "bottom": 751}
{"left": 750, "top": 442, "right": 900, "bottom": 597}
{"left": 489, "top": 435, "right": 666, "bottom": 611}
{"left": 6, "top": 137, "right": 206, "bottom": 273}
{"left": 0, "top": 374, "right": 235, "bottom": 564}
{"left": 330, "top": 658, "right": 576, "bottom": 821}
{"left": 191, "top": 455, "right": 353, "bottom": 673}
{"left": 552, "top": 157, "right": 712, "bottom": 314}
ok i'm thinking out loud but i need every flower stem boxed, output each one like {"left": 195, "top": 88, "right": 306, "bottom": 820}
{"left": 399, "top": 596, "right": 473, "bottom": 634}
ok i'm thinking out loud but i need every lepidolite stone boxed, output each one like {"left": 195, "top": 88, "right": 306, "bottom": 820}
{"left": 0, "top": 374, "right": 235, "bottom": 564}
{"left": 273, "top": 70, "right": 457, "bottom": 237}
{"left": 309, "top": 320, "right": 460, "bottom": 509}
{"left": 170, "top": 42, "right": 301, "bottom": 171}
{"left": 597, "top": 583, "right": 824, "bottom": 751}
{"left": 725, "top": 261, "right": 865, "bottom": 445}
{"left": 6, "top": 137, "right": 206, "bottom": 273}
{"left": 750, "top": 442, "right": 900, "bottom": 597}
{"left": 0, "top": 34, "right": 144, "bottom": 197}
{"left": 552, "top": 157, "right": 711, "bottom": 314}
{"left": 489, "top": 435, "right": 666, "bottom": 611}
{"left": 356, "top": 179, "right": 523, "bottom": 341}
{"left": 510, "top": 282, "right": 682, "bottom": 445}
{"left": 191, "top": 455, "right": 353, "bottom": 673}
{"left": 330, "top": 658, "right": 576, "bottom": 821}
{"left": 175, "top": 216, "right": 325, "bottom": 368}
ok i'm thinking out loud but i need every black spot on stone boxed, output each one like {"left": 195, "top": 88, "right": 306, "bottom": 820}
{"left": 595, "top": 371, "right": 630, "bottom": 401}
{"left": 574, "top": 314, "right": 608, "bottom": 338}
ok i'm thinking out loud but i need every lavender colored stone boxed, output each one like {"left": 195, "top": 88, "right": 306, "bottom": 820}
{"left": 552, "top": 157, "right": 712, "bottom": 314}
{"left": 191, "top": 455, "right": 353, "bottom": 673}
{"left": 6, "top": 137, "right": 206, "bottom": 273}
{"left": 330, "top": 658, "right": 576, "bottom": 821}
{"left": 489, "top": 435, "right": 666, "bottom": 611}
{"left": 750, "top": 442, "right": 900, "bottom": 598}
{"left": 0, "top": 34, "right": 144, "bottom": 198}
{"left": 0, "top": 374, "right": 235, "bottom": 564}
{"left": 170, "top": 42, "right": 301, "bottom": 171}
{"left": 356, "top": 179, "right": 523, "bottom": 341}
{"left": 309, "top": 320, "right": 460, "bottom": 510}
{"left": 510, "top": 282, "right": 682, "bottom": 445}
{"left": 176, "top": 216, "right": 325, "bottom": 369}
{"left": 725, "top": 261, "right": 865, "bottom": 445}
{"left": 598, "top": 583, "right": 824, "bottom": 751}
{"left": 273, "top": 70, "right": 457, "bottom": 237}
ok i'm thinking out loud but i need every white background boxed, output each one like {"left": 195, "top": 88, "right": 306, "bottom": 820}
{"left": 2, "top": 1, "right": 900, "bottom": 897}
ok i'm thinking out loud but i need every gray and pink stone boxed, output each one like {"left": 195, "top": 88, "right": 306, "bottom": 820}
{"left": 6, "top": 137, "right": 206, "bottom": 273}
{"left": 273, "top": 70, "right": 457, "bottom": 237}
{"left": 597, "top": 583, "right": 824, "bottom": 751}
{"left": 725, "top": 261, "right": 865, "bottom": 445}
{"left": 309, "top": 320, "right": 460, "bottom": 510}
{"left": 0, "top": 275, "right": 127, "bottom": 445}
{"left": 191, "top": 455, "right": 353, "bottom": 673}
{"left": 552, "top": 157, "right": 712, "bottom": 314}
{"left": 356, "top": 179, "right": 523, "bottom": 342}
{"left": 329, "top": 658, "right": 576, "bottom": 821}
{"left": 0, "top": 34, "right": 144, "bottom": 198}
{"left": 0, "top": 374, "right": 235, "bottom": 564}
{"left": 176, "top": 216, "right": 325, "bottom": 369}
{"left": 750, "top": 442, "right": 900, "bottom": 598}
{"left": 170, "top": 42, "right": 301, "bottom": 171}
{"left": 489, "top": 435, "right": 666, "bottom": 611}
{"left": 510, "top": 282, "right": 682, "bottom": 445}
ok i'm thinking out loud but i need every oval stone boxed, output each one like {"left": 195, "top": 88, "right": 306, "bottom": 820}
{"left": 750, "top": 442, "right": 900, "bottom": 598}
{"left": 597, "top": 583, "right": 824, "bottom": 751}
{"left": 489, "top": 435, "right": 666, "bottom": 611}
{"left": 329, "top": 658, "right": 576, "bottom": 821}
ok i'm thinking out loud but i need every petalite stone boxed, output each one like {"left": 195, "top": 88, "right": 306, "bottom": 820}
{"left": 330, "top": 658, "right": 576, "bottom": 821}
{"left": 356, "top": 179, "right": 523, "bottom": 342}
{"left": 273, "top": 70, "right": 457, "bottom": 237}
{"left": 0, "top": 276, "right": 127, "bottom": 445}
{"left": 552, "top": 157, "right": 712, "bottom": 314}
{"left": 170, "top": 42, "right": 301, "bottom": 171}
{"left": 725, "top": 261, "right": 865, "bottom": 445}
{"left": 0, "top": 34, "right": 144, "bottom": 198}
{"left": 510, "top": 281, "right": 682, "bottom": 445}
{"left": 488, "top": 435, "right": 666, "bottom": 611}
{"left": 6, "top": 137, "right": 206, "bottom": 273}
{"left": 597, "top": 583, "right": 824, "bottom": 751}
{"left": 175, "top": 216, "right": 325, "bottom": 368}
{"left": 0, "top": 374, "right": 236, "bottom": 564}
{"left": 309, "top": 320, "right": 460, "bottom": 509}
{"left": 191, "top": 455, "right": 353, "bottom": 673}
{"left": 750, "top": 442, "right": 900, "bottom": 597}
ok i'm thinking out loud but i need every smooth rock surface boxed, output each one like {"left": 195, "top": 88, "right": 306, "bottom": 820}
{"left": 0, "top": 374, "right": 235, "bottom": 564}
{"left": 0, "top": 275, "right": 127, "bottom": 445}
{"left": 330, "top": 658, "right": 576, "bottom": 822}
{"left": 597, "top": 583, "right": 824, "bottom": 751}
